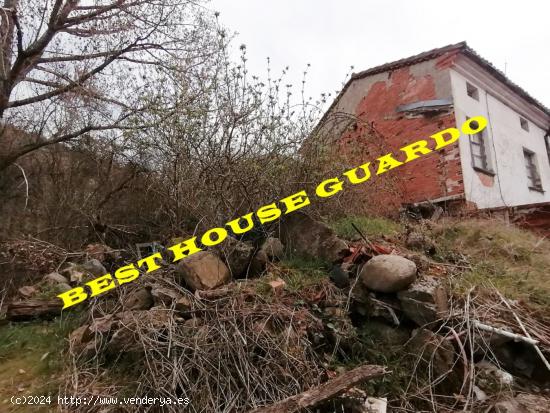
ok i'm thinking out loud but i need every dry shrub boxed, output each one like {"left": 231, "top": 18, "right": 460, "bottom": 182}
{"left": 63, "top": 276, "right": 350, "bottom": 412}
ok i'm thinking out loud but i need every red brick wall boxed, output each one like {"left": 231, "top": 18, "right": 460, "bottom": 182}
{"left": 336, "top": 59, "right": 464, "bottom": 215}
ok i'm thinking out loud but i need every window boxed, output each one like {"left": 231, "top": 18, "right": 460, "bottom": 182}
{"left": 545, "top": 135, "right": 550, "bottom": 166}
{"left": 468, "top": 118, "right": 492, "bottom": 173}
{"left": 523, "top": 149, "right": 543, "bottom": 191}
{"left": 520, "top": 117, "right": 529, "bottom": 132}
{"left": 466, "top": 82, "right": 479, "bottom": 100}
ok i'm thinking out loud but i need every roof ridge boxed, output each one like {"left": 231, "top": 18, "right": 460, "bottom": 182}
{"left": 351, "top": 41, "right": 467, "bottom": 80}
{"left": 346, "top": 42, "right": 549, "bottom": 118}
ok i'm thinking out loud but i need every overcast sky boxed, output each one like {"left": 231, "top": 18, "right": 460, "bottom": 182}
{"left": 208, "top": 0, "right": 550, "bottom": 112}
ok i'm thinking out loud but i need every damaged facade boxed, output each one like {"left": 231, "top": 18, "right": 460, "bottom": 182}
{"left": 321, "top": 42, "right": 550, "bottom": 225}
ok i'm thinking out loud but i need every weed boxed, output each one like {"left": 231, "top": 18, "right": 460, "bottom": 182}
{"left": 0, "top": 314, "right": 81, "bottom": 409}
{"left": 431, "top": 219, "right": 550, "bottom": 309}
{"left": 330, "top": 215, "right": 401, "bottom": 240}
{"left": 277, "top": 256, "right": 328, "bottom": 292}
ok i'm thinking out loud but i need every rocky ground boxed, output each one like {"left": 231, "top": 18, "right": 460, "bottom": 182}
{"left": 1, "top": 214, "right": 549, "bottom": 412}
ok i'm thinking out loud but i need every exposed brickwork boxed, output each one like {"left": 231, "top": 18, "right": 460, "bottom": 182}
{"left": 334, "top": 59, "right": 465, "bottom": 215}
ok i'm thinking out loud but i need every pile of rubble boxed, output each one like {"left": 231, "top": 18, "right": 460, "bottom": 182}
{"left": 3, "top": 213, "right": 550, "bottom": 412}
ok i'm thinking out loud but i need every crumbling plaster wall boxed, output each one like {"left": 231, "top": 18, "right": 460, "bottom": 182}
{"left": 332, "top": 55, "right": 464, "bottom": 212}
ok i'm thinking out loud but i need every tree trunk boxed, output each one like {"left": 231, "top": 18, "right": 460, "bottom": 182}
{"left": 7, "top": 300, "right": 63, "bottom": 321}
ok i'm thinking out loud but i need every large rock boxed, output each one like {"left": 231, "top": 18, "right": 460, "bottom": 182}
{"left": 175, "top": 251, "right": 230, "bottom": 291}
{"left": 212, "top": 236, "right": 254, "bottom": 277}
{"left": 360, "top": 255, "right": 417, "bottom": 293}
{"left": 248, "top": 250, "right": 269, "bottom": 276}
{"left": 407, "top": 329, "right": 455, "bottom": 378}
{"left": 279, "top": 212, "right": 348, "bottom": 263}
{"left": 259, "top": 237, "right": 284, "bottom": 260}
{"left": 397, "top": 276, "right": 448, "bottom": 326}
{"left": 81, "top": 258, "right": 107, "bottom": 276}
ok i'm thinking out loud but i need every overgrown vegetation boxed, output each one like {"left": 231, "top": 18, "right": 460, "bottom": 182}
{"left": 330, "top": 215, "right": 402, "bottom": 240}
{"left": 0, "top": 316, "right": 78, "bottom": 411}
{"left": 431, "top": 219, "right": 550, "bottom": 309}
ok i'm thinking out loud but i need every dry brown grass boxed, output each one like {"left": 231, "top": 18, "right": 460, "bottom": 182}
{"left": 430, "top": 218, "right": 550, "bottom": 310}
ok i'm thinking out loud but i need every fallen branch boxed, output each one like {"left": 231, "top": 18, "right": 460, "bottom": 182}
{"left": 473, "top": 320, "right": 539, "bottom": 345}
{"left": 247, "top": 364, "right": 388, "bottom": 413}
{"left": 7, "top": 300, "right": 62, "bottom": 321}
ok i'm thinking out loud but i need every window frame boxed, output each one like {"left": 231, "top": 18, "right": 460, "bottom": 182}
{"left": 467, "top": 117, "right": 494, "bottom": 175}
{"left": 523, "top": 148, "right": 543, "bottom": 192}
{"left": 466, "top": 82, "right": 479, "bottom": 101}
{"left": 520, "top": 117, "right": 529, "bottom": 132}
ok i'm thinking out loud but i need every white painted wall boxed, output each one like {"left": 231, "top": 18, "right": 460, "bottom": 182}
{"left": 450, "top": 69, "right": 550, "bottom": 209}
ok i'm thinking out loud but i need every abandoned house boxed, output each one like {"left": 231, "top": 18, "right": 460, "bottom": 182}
{"left": 320, "top": 42, "right": 550, "bottom": 230}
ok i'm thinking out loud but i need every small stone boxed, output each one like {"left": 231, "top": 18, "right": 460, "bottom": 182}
{"left": 123, "top": 287, "right": 154, "bottom": 310}
{"left": 268, "top": 278, "right": 286, "bottom": 293}
{"left": 18, "top": 285, "right": 37, "bottom": 298}
{"left": 364, "top": 397, "right": 388, "bottom": 413}
{"left": 151, "top": 286, "right": 180, "bottom": 307}
{"left": 43, "top": 272, "right": 69, "bottom": 284}
{"left": 473, "top": 385, "right": 487, "bottom": 401}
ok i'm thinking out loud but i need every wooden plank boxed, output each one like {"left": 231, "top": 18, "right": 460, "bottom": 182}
{"left": 248, "top": 364, "right": 388, "bottom": 413}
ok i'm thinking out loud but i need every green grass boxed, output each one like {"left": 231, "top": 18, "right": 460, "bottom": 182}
{"left": 277, "top": 256, "right": 328, "bottom": 292}
{"left": 431, "top": 219, "right": 550, "bottom": 309}
{"left": 0, "top": 315, "right": 81, "bottom": 412}
{"left": 257, "top": 256, "right": 328, "bottom": 296}
{"left": 330, "top": 215, "right": 401, "bottom": 240}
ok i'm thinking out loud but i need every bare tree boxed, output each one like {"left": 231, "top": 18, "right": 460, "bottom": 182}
{"left": 0, "top": 0, "right": 218, "bottom": 172}
{"left": 132, "top": 44, "right": 339, "bottom": 231}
